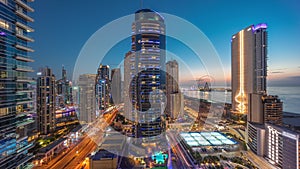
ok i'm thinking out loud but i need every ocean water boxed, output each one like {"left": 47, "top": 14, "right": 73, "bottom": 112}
{"left": 183, "top": 86, "right": 300, "bottom": 114}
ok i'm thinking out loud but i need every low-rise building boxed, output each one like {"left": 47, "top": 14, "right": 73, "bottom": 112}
{"left": 89, "top": 149, "right": 117, "bottom": 169}
{"left": 36, "top": 138, "right": 67, "bottom": 164}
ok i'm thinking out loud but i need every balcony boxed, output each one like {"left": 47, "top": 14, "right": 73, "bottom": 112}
{"left": 16, "top": 21, "right": 34, "bottom": 32}
{"left": 15, "top": 65, "right": 34, "bottom": 72}
{"left": 15, "top": 44, "right": 34, "bottom": 52}
{"left": 16, "top": 119, "right": 34, "bottom": 127}
{"left": 15, "top": 55, "right": 34, "bottom": 62}
{"left": 15, "top": 0, "right": 34, "bottom": 12}
{"left": 16, "top": 77, "right": 35, "bottom": 82}
{"left": 16, "top": 10, "right": 34, "bottom": 22}
{"left": 16, "top": 88, "right": 34, "bottom": 93}
{"left": 16, "top": 33, "right": 34, "bottom": 42}
{"left": 16, "top": 109, "right": 34, "bottom": 117}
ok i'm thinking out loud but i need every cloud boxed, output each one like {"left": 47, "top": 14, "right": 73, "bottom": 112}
{"left": 271, "top": 71, "right": 284, "bottom": 74}
{"left": 272, "top": 68, "right": 288, "bottom": 71}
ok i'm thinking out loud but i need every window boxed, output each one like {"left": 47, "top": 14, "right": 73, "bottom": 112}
{"left": 16, "top": 27, "right": 23, "bottom": 35}
{"left": 0, "top": 19, "right": 9, "bottom": 30}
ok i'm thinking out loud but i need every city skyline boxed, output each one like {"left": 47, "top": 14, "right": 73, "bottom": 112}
{"left": 1, "top": 1, "right": 300, "bottom": 169}
{"left": 31, "top": 0, "right": 300, "bottom": 86}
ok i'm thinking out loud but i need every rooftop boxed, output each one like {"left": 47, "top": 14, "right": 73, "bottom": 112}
{"left": 91, "top": 149, "right": 117, "bottom": 160}
{"left": 39, "top": 138, "right": 66, "bottom": 153}
{"left": 180, "top": 132, "right": 237, "bottom": 147}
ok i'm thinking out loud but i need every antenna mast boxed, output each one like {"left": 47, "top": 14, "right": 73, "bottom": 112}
{"left": 140, "top": 0, "right": 143, "bottom": 9}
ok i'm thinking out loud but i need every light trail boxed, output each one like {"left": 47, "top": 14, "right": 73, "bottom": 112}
{"left": 235, "top": 30, "right": 246, "bottom": 114}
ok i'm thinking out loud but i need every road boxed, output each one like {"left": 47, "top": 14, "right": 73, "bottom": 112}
{"left": 35, "top": 108, "right": 118, "bottom": 169}
{"left": 244, "top": 151, "right": 276, "bottom": 169}
{"left": 167, "top": 131, "right": 197, "bottom": 169}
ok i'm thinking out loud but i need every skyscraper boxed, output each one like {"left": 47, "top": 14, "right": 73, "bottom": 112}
{"left": 95, "top": 65, "right": 110, "bottom": 113}
{"left": 231, "top": 23, "right": 267, "bottom": 117}
{"left": 111, "top": 68, "right": 121, "bottom": 105}
{"left": 56, "top": 66, "right": 72, "bottom": 107}
{"left": 0, "top": 0, "right": 35, "bottom": 168}
{"left": 78, "top": 74, "right": 96, "bottom": 123}
{"left": 124, "top": 51, "right": 133, "bottom": 122}
{"left": 128, "top": 9, "right": 166, "bottom": 138}
{"left": 166, "top": 60, "right": 181, "bottom": 120}
{"left": 37, "top": 67, "right": 56, "bottom": 135}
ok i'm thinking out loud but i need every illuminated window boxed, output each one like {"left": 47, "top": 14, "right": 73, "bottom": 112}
{"left": 0, "top": 19, "right": 9, "bottom": 30}
{"left": 0, "top": 71, "right": 7, "bottom": 78}
{"left": 16, "top": 27, "right": 23, "bottom": 35}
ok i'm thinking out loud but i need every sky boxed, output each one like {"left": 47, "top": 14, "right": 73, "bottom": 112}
{"left": 30, "top": 0, "right": 300, "bottom": 86}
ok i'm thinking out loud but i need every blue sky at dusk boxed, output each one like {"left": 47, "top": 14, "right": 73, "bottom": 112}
{"left": 31, "top": 0, "right": 300, "bottom": 86}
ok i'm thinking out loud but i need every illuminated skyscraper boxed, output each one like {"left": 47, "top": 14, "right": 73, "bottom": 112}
{"left": 95, "top": 65, "right": 110, "bottom": 113}
{"left": 56, "top": 66, "right": 73, "bottom": 107}
{"left": 127, "top": 9, "right": 166, "bottom": 138}
{"left": 37, "top": 67, "right": 56, "bottom": 135}
{"left": 0, "top": 0, "right": 35, "bottom": 168}
{"left": 231, "top": 23, "right": 267, "bottom": 116}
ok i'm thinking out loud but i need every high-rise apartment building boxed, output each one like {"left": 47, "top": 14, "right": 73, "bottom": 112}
{"left": 95, "top": 65, "right": 110, "bottom": 113}
{"left": 56, "top": 66, "right": 72, "bottom": 107}
{"left": 0, "top": 0, "right": 35, "bottom": 168}
{"left": 78, "top": 74, "right": 96, "bottom": 123}
{"left": 166, "top": 60, "right": 183, "bottom": 120}
{"left": 127, "top": 9, "right": 166, "bottom": 138}
{"left": 111, "top": 68, "right": 121, "bottom": 105}
{"left": 265, "top": 123, "right": 300, "bottom": 169}
{"left": 231, "top": 23, "right": 267, "bottom": 116}
{"left": 37, "top": 67, "right": 56, "bottom": 135}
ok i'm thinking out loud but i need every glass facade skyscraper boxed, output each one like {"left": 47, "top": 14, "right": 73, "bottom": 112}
{"left": 95, "top": 65, "right": 110, "bottom": 114}
{"left": 127, "top": 9, "right": 166, "bottom": 138}
{"left": 0, "top": 0, "right": 35, "bottom": 168}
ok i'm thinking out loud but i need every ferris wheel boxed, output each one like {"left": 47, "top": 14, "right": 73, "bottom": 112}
{"left": 196, "top": 75, "right": 215, "bottom": 91}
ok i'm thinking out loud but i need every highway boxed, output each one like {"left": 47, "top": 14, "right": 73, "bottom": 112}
{"left": 35, "top": 108, "right": 118, "bottom": 169}
{"left": 167, "top": 131, "right": 197, "bottom": 169}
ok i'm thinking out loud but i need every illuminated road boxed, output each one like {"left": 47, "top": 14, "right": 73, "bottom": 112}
{"left": 35, "top": 108, "right": 118, "bottom": 169}
{"left": 167, "top": 131, "right": 196, "bottom": 169}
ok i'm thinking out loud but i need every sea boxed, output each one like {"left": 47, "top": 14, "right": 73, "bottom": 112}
{"left": 183, "top": 86, "right": 300, "bottom": 115}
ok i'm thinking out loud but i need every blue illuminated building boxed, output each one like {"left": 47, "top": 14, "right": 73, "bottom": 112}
{"left": 0, "top": 0, "right": 35, "bottom": 168}
{"left": 127, "top": 9, "right": 166, "bottom": 139}
{"left": 95, "top": 64, "right": 110, "bottom": 114}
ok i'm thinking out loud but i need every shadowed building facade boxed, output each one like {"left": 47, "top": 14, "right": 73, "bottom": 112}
{"left": 37, "top": 67, "right": 56, "bottom": 135}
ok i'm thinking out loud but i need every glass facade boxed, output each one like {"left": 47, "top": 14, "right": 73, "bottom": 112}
{"left": 129, "top": 9, "right": 166, "bottom": 138}
{"left": 95, "top": 65, "right": 110, "bottom": 114}
{"left": 0, "top": 0, "right": 34, "bottom": 168}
